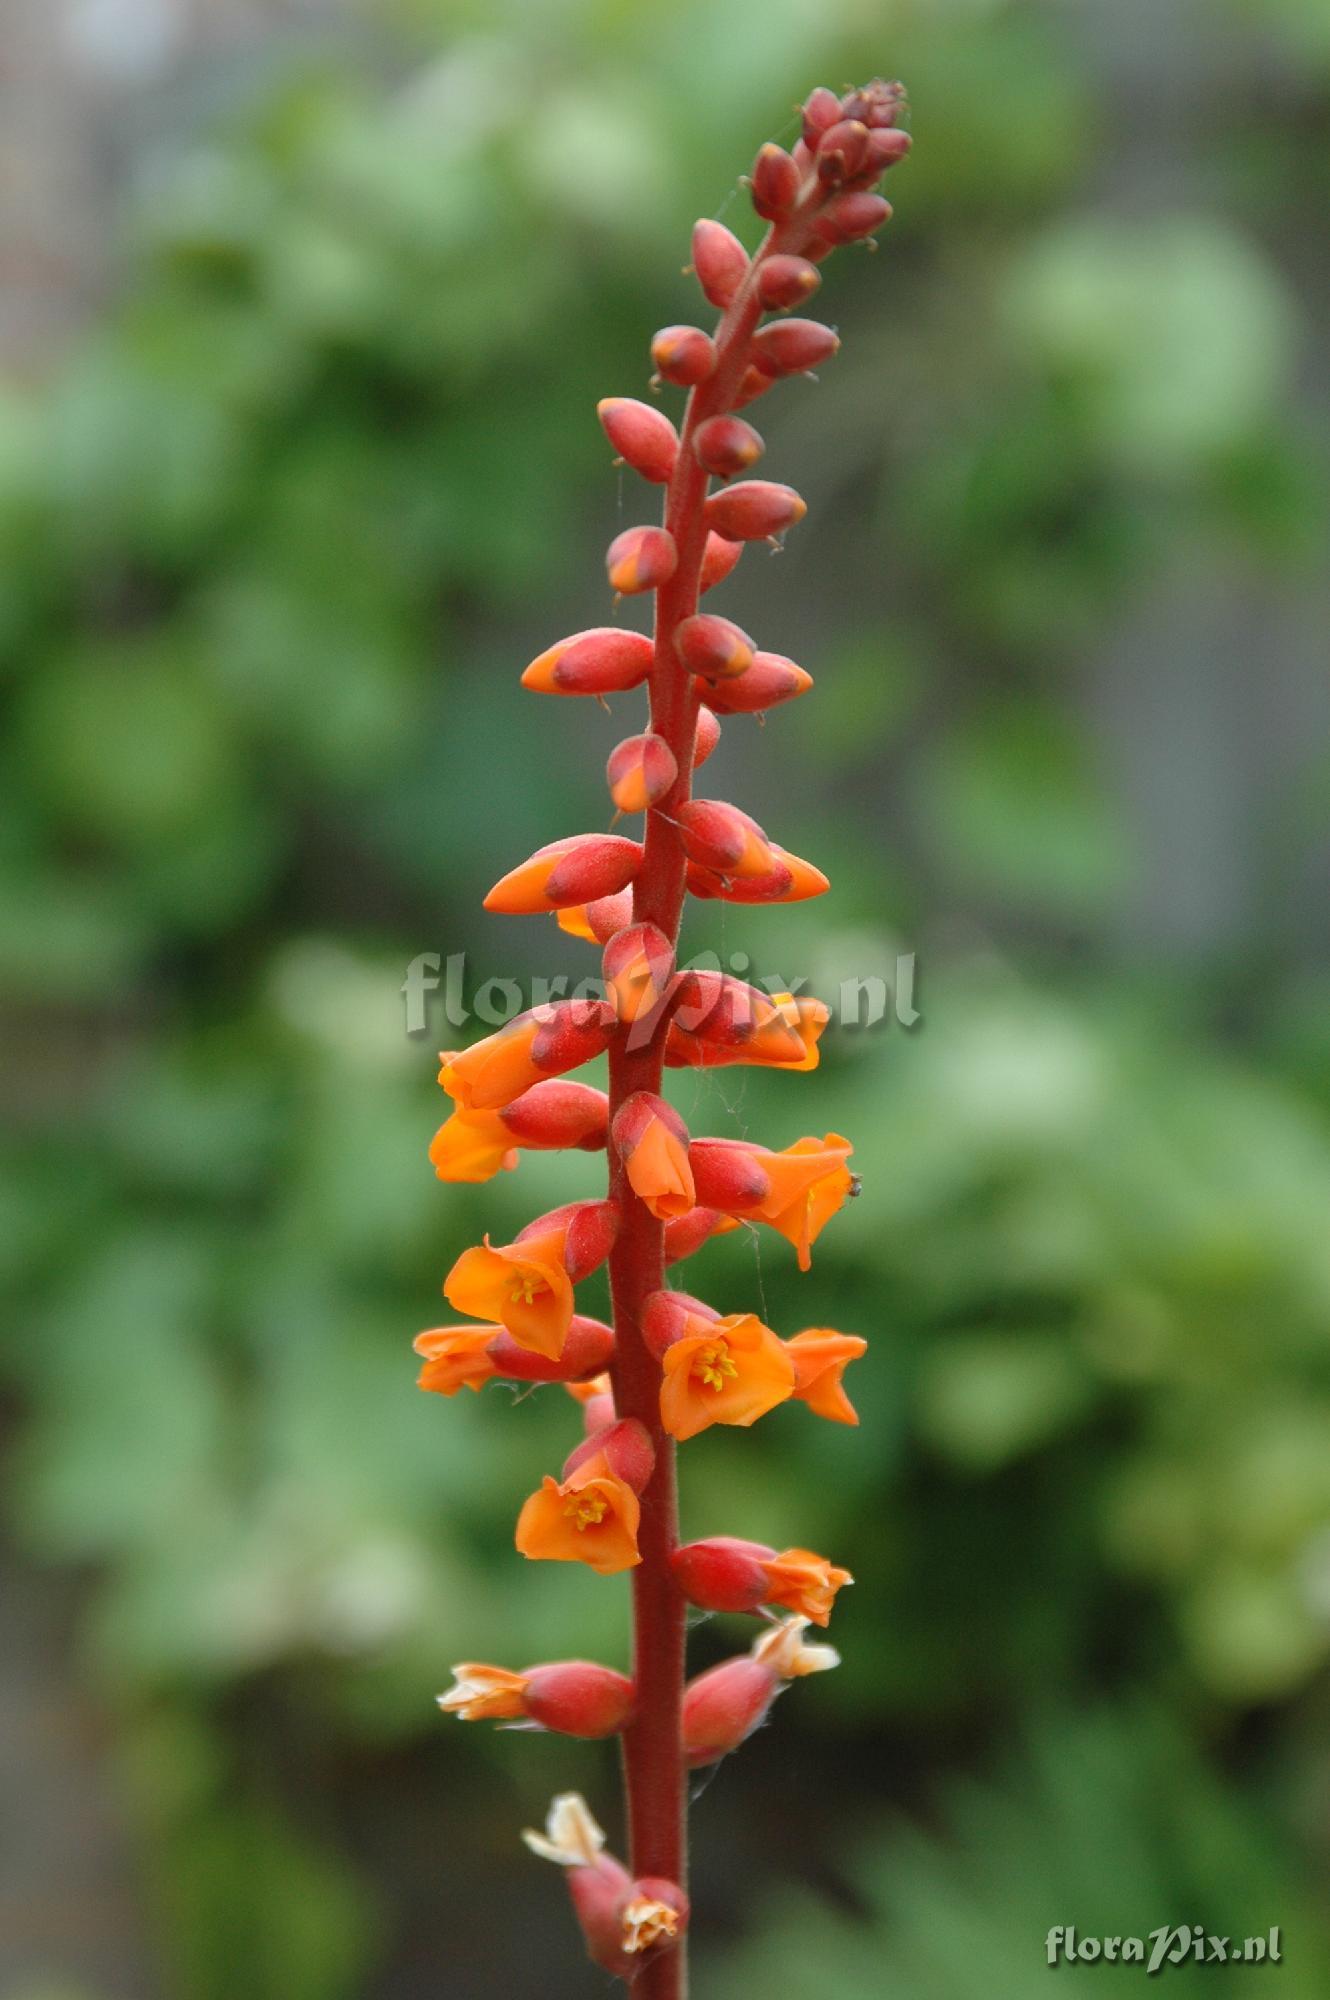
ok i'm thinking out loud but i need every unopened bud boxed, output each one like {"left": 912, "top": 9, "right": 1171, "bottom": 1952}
{"left": 500, "top": 1079, "right": 609, "bottom": 1152}
{"left": 702, "top": 650, "right": 812, "bottom": 713}
{"left": 606, "top": 525, "right": 678, "bottom": 596}
{"left": 699, "top": 529, "right": 745, "bottom": 592}
{"left": 864, "top": 127, "right": 912, "bottom": 173}
{"left": 814, "top": 193, "right": 892, "bottom": 246}
{"left": 677, "top": 798, "right": 773, "bottom": 877}
{"left": 515, "top": 1197, "right": 620, "bottom": 1282}
{"left": 672, "top": 1536, "right": 774, "bottom": 1613}
{"left": 564, "top": 1417, "right": 656, "bottom": 1495}
{"left": 704, "top": 480, "right": 806, "bottom": 541}
{"left": 840, "top": 78, "right": 908, "bottom": 129}
{"left": 815, "top": 118, "right": 870, "bottom": 184}
{"left": 682, "top": 1655, "right": 778, "bottom": 1765}
{"left": 692, "top": 218, "right": 749, "bottom": 307}
{"left": 801, "top": 86, "right": 842, "bottom": 146}
{"left": 486, "top": 1315, "right": 615, "bottom": 1383}
{"left": 597, "top": 397, "right": 679, "bottom": 483}
{"left": 693, "top": 414, "right": 764, "bottom": 478}
{"left": 663, "top": 1206, "right": 740, "bottom": 1264}
{"left": 581, "top": 1387, "right": 615, "bottom": 1434}
{"left": 751, "top": 319, "right": 840, "bottom": 377}
{"left": 558, "top": 890, "right": 634, "bottom": 945}
{"left": 674, "top": 612, "right": 754, "bottom": 681}
{"left": 607, "top": 732, "right": 678, "bottom": 814}
{"left": 439, "top": 1000, "right": 617, "bottom": 1110}
{"left": 523, "top": 626, "right": 654, "bottom": 696}
{"left": 693, "top": 705, "right": 722, "bottom": 767}
{"left": 750, "top": 142, "right": 801, "bottom": 221}
{"left": 484, "top": 834, "right": 642, "bottom": 914}
{"left": 641, "top": 1287, "right": 720, "bottom": 1358}
{"left": 651, "top": 325, "right": 716, "bottom": 387}
{"left": 687, "top": 842, "right": 829, "bottom": 904}
{"left": 602, "top": 922, "right": 674, "bottom": 1023}
{"left": 757, "top": 254, "right": 821, "bottom": 310}
{"left": 523, "top": 1661, "right": 635, "bottom": 1738}
{"left": 687, "top": 1136, "right": 773, "bottom": 1212}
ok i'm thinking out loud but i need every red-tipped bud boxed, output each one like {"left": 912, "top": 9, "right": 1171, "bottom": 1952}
{"left": 612, "top": 1090, "right": 694, "bottom": 1220}
{"left": 751, "top": 319, "right": 840, "bottom": 377}
{"left": 840, "top": 78, "right": 908, "bottom": 129}
{"left": 603, "top": 922, "right": 675, "bottom": 1023}
{"left": 607, "top": 732, "right": 678, "bottom": 815}
{"left": 651, "top": 325, "right": 716, "bottom": 387}
{"left": 607, "top": 525, "right": 678, "bottom": 596}
{"left": 693, "top": 414, "right": 764, "bottom": 478}
{"left": 673, "top": 613, "right": 754, "bottom": 682}
{"left": 486, "top": 1315, "right": 615, "bottom": 1383}
{"left": 682, "top": 1656, "right": 778, "bottom": 1766}
{"left": 732, "top": 364, "right": 777, "bottom": 411}
{"left": 558, "top": 891, "right": 634, "bottom": 945}
{"left": 597, "top": 397, "right": 679, "bottom": 483}
{"left": 815, "top": 118, "right": 870, "bottom": 184}
{"left": 687, "top": 1136, "right": 773, "bottom": 1211}
{"left": 500, "top": 1079, "right": 609, "bottom": 1152}
{"left": 438, "top": 1000, "right": 617, "bottom": 1111}
{"left": 693, "top": 706, "right": 722, "bottom": 767}
{"left": 814, "top": 193, "right": 893, "bottom": 246}
{"left": 750, "top": 142, "right": 801, "bottom": 221}
{"left": 523, "top": 626, "right": 654, "bottom": 696}
{"left": 705, "top": 480, "right": 806, "bottom": 542}
{"left": 699, "top": 530, "right": 745, "bottom": 592}
{"left": 702, "top": 651, "right": 813, "bottom": 713}
{"left": 757, "top": 254, "right": 821, "bottom": 310}
{"left": 692, "top": 219, "right": 749, "bottom": 307}
{"left": 677, "top": 798, "right": 773, "bottom": 878}
{"left": 673, "top": 1536, "right": 774, "bottom": 1613}
{"left": 568, "top": 1858, "right": 634, "bottom": 1975}
{"left": 801, "top": 86, "right": 842, "bottom": 146}
{"left": 669, "top": 970, "right": 804, "bottom": 1058}
{"left": 521, "top": 1198, "right": 620, "bottom": 1282}
{"left": 485, "top": 834, "right": 642, "bottom": 915}
{"left": 641, "top": 1287, "right": 721, "bottom": 1359}
{"left": 523, "top": 1662, "right": 636, "bottom": 1738}
{"left": 686, "top": 842, "right": 829, "bottom": 904}
{"left": 581, "top": 1387, "right": 616, "bottom": 1435}
{"left": 662, "top": 1206, "right": 741, "bottom": 1264}
{"left": 564, "top": 1417, "right": 656, "bottom": 1495}
{"left": 865, "top": 127, "right": 912, "bottom": 173}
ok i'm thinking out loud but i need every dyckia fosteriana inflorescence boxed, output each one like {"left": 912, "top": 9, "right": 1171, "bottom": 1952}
{"left": 415, "top": 79, "right": 909, "bottom": 1995}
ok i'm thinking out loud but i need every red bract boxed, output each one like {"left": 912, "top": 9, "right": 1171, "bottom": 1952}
{"left": 418, "top": 78, "right": 911, "bottom": 1997}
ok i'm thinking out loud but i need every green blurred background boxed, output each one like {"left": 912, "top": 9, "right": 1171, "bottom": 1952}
{"left": 2, "top": 0, "right": 1328, "bottom": 1994}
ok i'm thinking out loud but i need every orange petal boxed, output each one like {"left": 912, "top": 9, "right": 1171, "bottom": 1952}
{"left": 438, "top": 1663, "right": 530, "bottom": 1720}
{"left": 626, "top": 1116, "right": 696, "bottom": 1220}
{"left": 758, "top": 1134, "right": 854, "bottom": 1270}
{"left": 785, "top": 1328, "right": 867, "bottom": 1424}
{"left": 515, "top": 1453, "right": 642, "bottom": 1574}
{"left": 659, "top": 1312, "right": 795, "bottom": 1441}
{"left": 438, "top": 1019, "right": 542, "bottom": 1111}
{"left": 760, "top": 1547, "right": 853, "bottom": 1626}
{"left": 429, "top": 1108, "right": 520, "bottom": 1183}
{"left": 443, "top": 1233, "right": 573, "bottom": 1359}
{"left": 414, "top": 1324, "right": 502, "bottom": 1395}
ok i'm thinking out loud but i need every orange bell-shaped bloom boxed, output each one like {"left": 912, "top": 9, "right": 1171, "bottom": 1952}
{"left": 515, "top": 1450, "right": 642, "bottom": 1575}
{"left": 756, "top": 1133, "right": 855, "bottom": 1270}
{"left": 413, "top": 1324, "right": 502, "bottom": 1395}
{"left": 761, "top": 1546, "right": 853, "bottom": 1626}
{"left": 659, "top": 1310, "right": 795, "bottom": 1441}
{"left": 444, "top": 1227, "right": 573, "bottom": 1359}
{"left": 785, "top": 1328, "right": 867, "bottom": 1423}
{"left": 429, "top": 1109, "right": 519, "bottom": 1183}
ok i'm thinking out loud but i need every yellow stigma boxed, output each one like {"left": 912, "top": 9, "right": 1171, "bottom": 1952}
{"left": 565, "top": 1491, "right": 609, "bottom": 1531}
{"left": 692, "top": 1340, "right": 738, "bottom": 1391}
{"left": 509, "top": 1271, "right": 547, "bottom": 1305}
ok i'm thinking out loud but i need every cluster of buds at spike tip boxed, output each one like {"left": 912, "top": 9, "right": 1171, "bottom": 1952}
{"left": 415, "top": 79, "right": 909, "bottom": 1993}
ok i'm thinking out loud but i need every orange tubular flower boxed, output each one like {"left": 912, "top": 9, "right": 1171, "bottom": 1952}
{"left": 516, "top": 1450, "right": 643, "bottom": 1575}
{"left": 439, "top": 999, "right": 617, "bottom": 1111}
{"left": 673, "top": 1536, "right": 853, "bottom": 1627}
{"left": 690, "top": 1131, "right": 855, "bottom": 1270}
{"left": 785, "top": 1327, "right": 867, "bottom": 1424}
{"left": 430, "top": 1079, "right": 609, "bottom": 1185}
{"left": 443, "top": 1229, "right": 574, "bottom": 1359}
{"left": 659, "top": 1310, "right": 795, "bottom": 1441}
{"left": 439, "top": 1661, "right": 634, "bottom": 1738}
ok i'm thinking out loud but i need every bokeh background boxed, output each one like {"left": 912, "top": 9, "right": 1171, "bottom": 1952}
{"left": 3, "top": 0, "right": 1329, "bottom": 1995}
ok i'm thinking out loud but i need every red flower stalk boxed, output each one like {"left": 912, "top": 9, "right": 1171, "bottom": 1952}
{"left": 415, "top": 81, "right": 909, "bottom": 1994}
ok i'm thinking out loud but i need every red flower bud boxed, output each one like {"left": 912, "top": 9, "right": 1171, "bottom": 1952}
{"left": 607, "top": 732, "right": 678, "bottom": 815}
{"left": 486, "top": 1315, "right": 615, "bottom": 1382}
{"left": 815, "top": 118, "right": 870, "bottom": 184}
{"left": 603, "top": 922, "right": 675, "bottom": 1024}
{"left": 731, "top": 364, "right": 776, "bottom": 411}
{"left": 523, "top": 1662, "right": 636, "bottom": 1738}
{"left": 677, "top": 798, "right": 773, "bottom": 877}
{"left": 699, "top": 529, "right": 745, "bottom": 592}
{"left": 606, "top": 525, "right": 678, "bottom": 596}
{"left": 523, "top": 626, "right": 654, "bottom": 696}
{"left": 801, "top": 86, "right": 842, "bottom": 146}
{"left": 500, "top": 1079, "right": 609, "bottom": 1152}
{"left": 682, "top": 1655, "right": 778, "bottom": 1765}
{"left": 751, "top": 319, "right": 840, "bottom": 377}
{"left": 840, "top": 78, "right": 908, "bottom": 129}
{"left": 484, "top": 834, "right": 642, "bottom": 915}
{"left": 692, "top": 218, "right": 749, "bottom": 308}
{"left": 702, "top": 651, "right": 813, "bottom": 713}
{"left": 686, "top": 843, "right": 829, "bottom": 904}
{"left": 439, "top": 1000, "right": 617, "bottom": 1110}
{"left": 512, "top": 1197, "right": 620, "bottom": 1283}
{"left": 651, "top": 325, "right": 716, "bottom": 387}
{"left": 692, "top": 414, "right": 764, "bottom": 478}
{"left": 564, "top": 1417, "right": 656, "bottom": 1495}
{"left": 668, "top": 970, "right": 803, "bottom": 1057}
{"left": 865, "top": 127, "right": 912, "bottom": 173}
{"left": 672, "top": 1535, "right": 774, "bottom": 1613}
{"left": 750, "top": 142, "right": 801, "bottom": 221}
{"left": 597, "top": 397, "right": 679, "bottom": 483}
{"left": 568, "top": 1858, "right": 634, "bottom": 1975}
{"left": 673, "top": 613, "right": 754, "bottom": 682}
{"left": 688, "top": 1136, "right": 773, "bottom": 1212}
{"left": 641, "top": 1287, "right": 720, "bottom": 1358}
{"left": 757, "top": 254, "right": 821, "bottom": 310}
{"left": 580, "top": 1388, "right": 616, "bottom": 1435}
{"left": 662, "top": 1206, "right": 741, "bottom": 1264}
{"left": 814, "top": 193, "right": 892, "bottom": 247}
{"left": 558, "top": 890, "right": 634, "bottom": 945}
{"left": 693, "top": 705, "right": 722, "bottom": 767}
{"left": 704, "top": 480, "right": 806, "bottom": 542}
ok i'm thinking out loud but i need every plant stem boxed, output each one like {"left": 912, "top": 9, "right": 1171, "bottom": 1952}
{"left": 606, "top": 195, "right": 820, "bottom": 1999}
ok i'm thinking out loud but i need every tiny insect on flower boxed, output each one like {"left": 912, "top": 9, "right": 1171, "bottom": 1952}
{"left": 613, "top": 1092, "right": 695, "bottom": 1221}
{"left": 516, "top": 1449, "right": 643, "bottom": 1574}
{"left": 484, "top": 834, "right": 642, "bottom": 915}
{"left": 606, "top": 525, "right": 678, "bottom": 596}
{"left": 659, "top": 1309, "right": 795, "bottom": 1440}
{"left": 651, "top": 324, "right": 716, "bottom": 386}
{"left": 440, "top": 1660, "right": 635, "bottom": 1737}
{"left": 597, "top": 397, "right": 680, "bottom": 483}
{"left": 691, "top": 218, "right": 749, "bottom": 307}
{"left": 784, "top": 1327, "right": 868, "bottom": 1424}
{"left": 522, "top": 626, "right": 655, "bottom": 696}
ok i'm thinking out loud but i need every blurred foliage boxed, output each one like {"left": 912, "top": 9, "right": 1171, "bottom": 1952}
{"left": 0, "top": 0, "right": 1327, "bottom": 1995}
